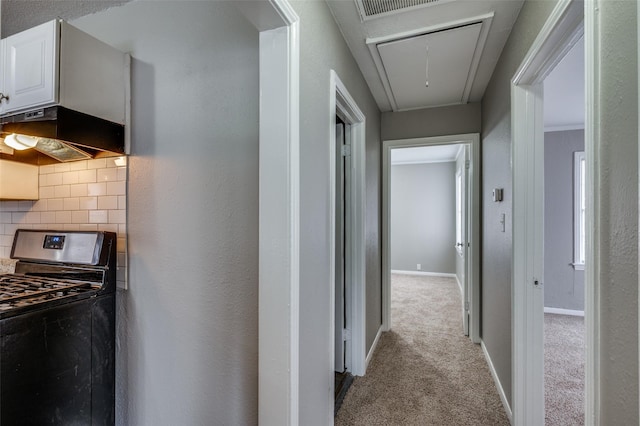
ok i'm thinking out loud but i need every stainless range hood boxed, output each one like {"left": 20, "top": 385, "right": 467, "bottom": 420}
{"left": 0, "top": 106, "right": 125, "bottom": 164}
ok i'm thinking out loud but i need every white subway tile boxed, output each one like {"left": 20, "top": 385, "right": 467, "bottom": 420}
{"left": 0, "top": 212, "right": 10, "bottom": 223}
{"left": 118, "top": 196, "right": 127, "bottom": 210}
{"left": 46, "top": 173, "right": 63, "bottom": 187}
{"left": 62, "top": 171, "right": 79, "bottom": 185}
{"left": 108, "top": 210, "right": 126, "bottom": 224}
{"left": 31, "top": 200, "right": 48, "bottom": 212}
{"left": 78, "top": 169, "right": 97, "bottom": 184}
{"left": 87, "top": 159, "right": 107, "bottom": 170}
{"left": 78, "top": 224, "right": 98, "bottom": 231}
{"left": 11, "top": 212, "right": 26, "bottom": 224}
{"left": 79, "top": 197, "right": 97, "bottom": 210}
{"left": 117, "top": 167, "right": 127, "bottom": 181}
{"left": 54, "top": 163, "right": 71, "bottom": 173}
{"left": 87, "top": 183, "right": 107, "bottom": 196}
{"left": 23, "top": 212, "right": 41, "bottom": 224}
{"left": 97, "top": 168, "right": 117, "bottom": 182}
{"left": 54, "top": 185, "right": 71, "bottom": 198}
{"left": 63, "top": 224, "right": 80, "bottom": 231}
{"left": 4, "top": 224, "right": 19, "bottom": 236}
{"left": 106, "top": 181, "right": 126, "bottom": 196}
{"left": 39, "top": 164, "right": 56, "bottom": 175}
{"left": 55, "top": 211, "right": 72, "bottom": 223}
{"left": 0, "top": 201, "right": 18, "bottom": 212}
{"left": 63, "top": 198, "right": 80, "bottom": 211}
{"left": 40, "top": 212, "right": 56, "bottom": 223}
{"left": 68, "top": 161, "right": 88, "bottom": 171}
{"left": 98, "top": 196, "right": 118, "bottom": 210}
{"left": 117, "top": 237, "right": 127, "bottom": 252}
{"left": 0, "top": 235, "right": 12, "bottom": 247}
{"left": 39, "top": 186, "right": 55, "bottom": 199}
{"left": 72, "top": 211, "right": 88, "bottom": 224}
{"left": 18, "top": 201, "right": 34, "bottom": 211}
{"left": 69, "top": 184, "right": 88, "bottom": 197}
{"left": 47, "top": 199, "right": 64, "bottom": 211}
{"left": 89, "top": 210, "right": 108, "bottom": 223}
{"left": 118, "top": 224, "right": 127, "bottom": 235}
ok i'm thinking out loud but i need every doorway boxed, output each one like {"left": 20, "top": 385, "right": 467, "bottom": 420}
{"left": 382, "top": 133, "right": 480, "bottom": 343}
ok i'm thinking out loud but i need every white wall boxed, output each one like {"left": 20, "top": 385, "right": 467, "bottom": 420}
{"left": 72, "top": 3, "right": 260, "bottom": 424}
{"left": 390, "top": 162, "right": 456, "bottom": 274}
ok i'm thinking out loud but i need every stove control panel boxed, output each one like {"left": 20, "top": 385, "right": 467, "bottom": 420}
{"left": 43, "top": 235, "right": 65, "bottom": 250}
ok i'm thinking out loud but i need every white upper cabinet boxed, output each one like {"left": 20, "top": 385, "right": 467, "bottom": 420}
{"left": 2, "top": 20, "right": 58, "bottom": 114}
{"left": 0, "top": 20, "right": 127, "bottom": 124}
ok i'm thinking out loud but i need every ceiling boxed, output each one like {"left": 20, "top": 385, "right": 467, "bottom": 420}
{"left": 544, "top": 37, "right": 584, "bottom": 131}
{"left": 327, "top": 0, "right": 524, "bottom": 112}
{"left": 391, "top": 144, "right": 460, "bottom": 165}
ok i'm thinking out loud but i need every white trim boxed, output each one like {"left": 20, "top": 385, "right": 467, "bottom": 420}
{"left": 585, "top": 1, "right": 601, "bottom": 423}
{"left": 544, "top": 307, "right": 585, "bottom": 317}
{"left": 391, "top": 270, "right": 457, "bottom": 278}
{"left": 544, "top": 123, "right": 585, "bottom": 132}
{"left": 391, "top": 158, "right": 456, "bottom": 166}
{"left": 243, "top": 0, "right": 300, "bottom": 424}
{"left": 456, "top": 274, "right": 462, "bottom": 295}
{"left": 574, "top": 151, "right": 586, "bottom": 266}
{"left": 382, "top": 134, "right": 480, "bottom": 345}
{"left": 481, "top": 341, "right": 513, "bottom": 423}
{"left": 329, "top": 70, "right": 367, "bottom": 380}
{"left": 510, "top": 1, "right": 586, "bottom": 425}
{"left": 365, "top": 326, "right": 383, "bottom": 368}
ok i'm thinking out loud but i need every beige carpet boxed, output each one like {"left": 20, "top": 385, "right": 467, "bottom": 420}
{"left": 545, "top": 313, "right": 585, "bottom": 425}
{"left": 335, "top": 274, "right": 509, "bottom": 425}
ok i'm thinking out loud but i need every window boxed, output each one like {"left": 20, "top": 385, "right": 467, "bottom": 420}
{"left": 573, "top": 151, "right": 586, "bottom": 269}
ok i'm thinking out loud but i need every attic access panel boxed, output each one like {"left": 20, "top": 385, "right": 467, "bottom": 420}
{"left": 376, "top": 22, "right": 483, "bottom": 111}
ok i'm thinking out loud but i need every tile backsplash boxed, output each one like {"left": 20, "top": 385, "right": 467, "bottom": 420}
{"left": 0, "top": 157, "right": 128, "bottom": 288}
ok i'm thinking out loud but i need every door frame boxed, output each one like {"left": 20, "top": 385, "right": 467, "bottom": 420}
{"left": 237, "top": 1, "right": 300, "bottom": 424}
{"left": 382, "top": 133, "right": 481, "bottom": 344}
{"left": 510, "top": 0, "right": 590, "bottom": 424}
{"left": 329, "top": 70, "right": 367, "bottom": 377}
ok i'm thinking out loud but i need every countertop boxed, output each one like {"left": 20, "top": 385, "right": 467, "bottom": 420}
{"left": 0, "top": 259, "right": 16, "bottom": 274}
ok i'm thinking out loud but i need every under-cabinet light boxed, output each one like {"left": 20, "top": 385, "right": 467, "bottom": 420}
{"left": 4, "top": 134, "right": 38, "bottom": 151}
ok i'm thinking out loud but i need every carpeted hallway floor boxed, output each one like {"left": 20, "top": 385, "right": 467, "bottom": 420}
{"left": 335, "top": 273, "right": 509, "bottom": 425}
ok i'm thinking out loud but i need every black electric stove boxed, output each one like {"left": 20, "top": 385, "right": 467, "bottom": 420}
{"left": 0, "top": 229, "right": 117, "bottom": 425}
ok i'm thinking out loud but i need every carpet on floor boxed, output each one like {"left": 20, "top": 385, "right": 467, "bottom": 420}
{"left": 545, "top": 313, "right": 585, "bottom": 425}
{"left": 335, "top": 273, "right": 509, "bottom": 425}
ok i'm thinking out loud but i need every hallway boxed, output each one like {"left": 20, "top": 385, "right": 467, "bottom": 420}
{"left": 335, "top": 273, "right": 508, "bottom": 425}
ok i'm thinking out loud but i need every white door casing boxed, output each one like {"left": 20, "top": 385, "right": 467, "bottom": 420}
{"left": 456, "top": 145, "right": 469, "bottom": 336}
{"left": 510, "top": 0, "right": 586, "bottom": 424}
{"left": 237, "top": 1, "right": 300, "bottom": 425}
{"left": 329, "top": 70, "right": 367, "bottom": 381}
{"left": 382, "top": 134, "right": 481, "bottom": 344}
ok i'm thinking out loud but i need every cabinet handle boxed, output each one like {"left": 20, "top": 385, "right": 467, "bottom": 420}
{"left": 0, "top": 93, "right": 9, "bottom": 103}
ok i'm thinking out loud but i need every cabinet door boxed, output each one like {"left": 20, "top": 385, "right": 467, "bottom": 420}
{"left": 3, "top": 20, "right": 58, "bottom": 114}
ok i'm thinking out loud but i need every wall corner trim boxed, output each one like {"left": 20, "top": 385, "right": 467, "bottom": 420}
{"left": 481, "top": 341, "right": 513, "bottom": 423}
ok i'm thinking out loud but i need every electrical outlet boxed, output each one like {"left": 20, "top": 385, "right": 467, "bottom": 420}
{"left": 417, "top": 263, "right": 421, "bottom": 270}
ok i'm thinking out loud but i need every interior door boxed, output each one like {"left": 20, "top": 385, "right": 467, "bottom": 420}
{"left": 456, "top": 146, "right": 470, "bottom": 335}
{"left": 334, "top": 117, "right": 351, "bottom": 373}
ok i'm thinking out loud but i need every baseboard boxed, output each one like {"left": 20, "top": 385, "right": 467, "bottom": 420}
{"left": 544, "top": 307, "right": 584, "bottom": 317}
{"left": 365, "top": 325, "right": 383, "bottom": 370}
{"left": 481, "top": 341, "right": 513, "bottom": 424}
{"left": 455, "top": 275, "right": 462, "bottom": 294}
{"left": 391, "top": 270, "right": 456, "bottom": 278}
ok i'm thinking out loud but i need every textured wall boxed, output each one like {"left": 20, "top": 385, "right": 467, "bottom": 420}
{"left": 480, "top": 0, "right": 553, "bottom": 408}
{"left": 291, "top": 2, "right": 382, "bottom": 423}
{"left": 390, "top": 162, "right": 456, "bottom": 274}
{"left": 72, "top": 3, "right": 260, "bottom": 424}
{"left": 382, "top": 103, "right": 481, "bottom": 141}
{"left": 544, "top": 130, "right": 585, "bottom": 311}
{"left": 595, "top": 0, "right": 638, "bottom": 422}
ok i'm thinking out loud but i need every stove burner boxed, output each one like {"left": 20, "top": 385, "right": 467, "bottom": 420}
{"left": 0, "top": 274, "right": 99, "bottom": 311}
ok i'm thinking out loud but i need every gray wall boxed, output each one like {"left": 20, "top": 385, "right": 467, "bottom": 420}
{"left": 544, "top": 130, "right": 585, "bottom": 311}
{"left": 390, "top": 162, "right": 456, "bottom": 274}
{"left": 78, "top": 3, "right": 260, "bottom": 424}
{"left": 480, "top": 0, "right": 552, "bottom": 408}
{"left": 382, "top": 102, "right": 481, "bottom": 141}
{"left": 292, "top": 2, "right": 382, "bottom": 422}
{"left": 482, "top": 0, "right": 639, "bottom": 421}
{"left": 596, "top": 1, "right": 638, "bottom": 421}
